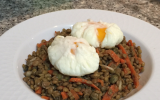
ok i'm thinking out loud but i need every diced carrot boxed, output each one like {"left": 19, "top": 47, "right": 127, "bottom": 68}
{"left": 70, "top": 89, "right": 79, "bottom": 100}
{"left": 118, "top": 44, "right": 127, "bottom": 54}
{"left": 97, "top": 79, "right": 104, "bottom": 86}
{"left": 37, "top": 43, "right": 41, "bottom": 48}
{"left": 96, "top": 48, "right": 100, "bottom": 54}
{"left": 120, "top": 59, "right": 126, "bottom": 64}
{"left": 48, "top": 70, "right": 53, "bottom": 75}
{"left": 35, "top": 87, "right": 42, "bottom": 94}
{"left": 37, "top": 41, "right": 48, "bottom": 48}
{"left": 139, "top": 67, "right": 142, "bottom": 71}
{"left": 118, "top": 44, "right": 139, "bottom": 88}
{"left": 77, "top": 92, "right": 83, "bottom": 96}
{"left": 41, "top": 96, "right": 49, "bottom": 100}
{"left": 127, "top": 40, "right": 144, "bottom": 64}
{"left": 137, "top": 57, "right": 143, "bottom": 64}
{"left": 127, "top": 40, "right": 143, "bottom": 65}
{"left": 116, "top": 60, "right": 120, "bottom": 66}
{"left": 126, "top": 59, "right": 139, "bottom": 88}
{"left": 108, "top": 61, "right": 119, "bottom": 67}
{"left": 133, "top": 49, "right": 137, "bottom": 58}
{"left": 61, "top": 92, "right": 68, "bottom": 100}
{"left": 127, "top": 40, "right": 137, "bottom": 57}
{"left": 43, "top": 57, "right": 46, "bottom": 61}
{"left": 127, "top": 40, "right": 143, "bottom": 87}
{"left": 69, "top": 78, "right": 100, "bottom": 91}
{"left": 37, "top": 43, "right": 46, "bottom": 48}
{"left": 105, "top": 50, "right": 120, "bottom": 62}
{"left": 102, "top": 92, "right": 111, "bottom": 100}
{"left": 124, "top": 86, "right": 128, "bottom": 90}
{"left": 41, "top": 55, "right": 47, "bottom": 62}
{"left": 110, "top": 85, "right": 119, "bottom": 93}
{"left": 102, "top": 85, "right": 118, "bottom": 100}
{"left": 108, "top": 62, "right": 113, "bottom": 66}
{"left": 127, "top": 40, "right": 133, "bottom": 46}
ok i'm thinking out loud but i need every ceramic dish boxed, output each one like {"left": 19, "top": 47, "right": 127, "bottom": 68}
{"left": 0, "top": 9, "right": 160, "bottom": 100}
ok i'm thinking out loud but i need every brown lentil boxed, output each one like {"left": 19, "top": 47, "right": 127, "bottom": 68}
{"left": 22, "top": 29, "right": 144, "bottom": 100}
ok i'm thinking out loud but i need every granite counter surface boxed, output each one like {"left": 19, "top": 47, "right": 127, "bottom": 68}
{"left": 0, "top": 0, "right": 160, "bottom": 36}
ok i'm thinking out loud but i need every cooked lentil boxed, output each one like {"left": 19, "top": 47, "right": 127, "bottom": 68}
{"left": 22, "top": 28, "right": 144, "bottom": 100}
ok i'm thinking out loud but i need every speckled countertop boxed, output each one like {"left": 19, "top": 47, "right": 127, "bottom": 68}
{"left": 0, "top": 0, "right": 160, "bottom": 36}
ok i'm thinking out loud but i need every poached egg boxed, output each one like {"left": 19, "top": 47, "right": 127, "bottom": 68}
{"left": 71, "top": 19, "right": 124, "bottom": 48}
{"left": 48, "top": 35, "right": 99, "bottom": 76}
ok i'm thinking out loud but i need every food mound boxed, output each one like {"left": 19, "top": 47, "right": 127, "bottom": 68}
{"left": 22, "top": 20, "right": 144, "bottom": 100}
{"left": 48, "top": 35, "right": 99, "bottom": 76}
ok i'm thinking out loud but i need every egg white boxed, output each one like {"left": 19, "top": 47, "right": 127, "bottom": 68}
{"left": 48, "top": 35, "right": 99, "bottom": 76}
{"left": 71, "top": 20, "right": 124, "bottom": 48}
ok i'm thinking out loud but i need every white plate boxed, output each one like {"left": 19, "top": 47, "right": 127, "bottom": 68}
{"left": 0, "top": 9, "right": 160, "bottom": 100}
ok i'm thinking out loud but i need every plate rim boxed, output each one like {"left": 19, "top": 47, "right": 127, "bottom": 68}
{"left": 0, "top": 9, "right": 160, "bottom": 100}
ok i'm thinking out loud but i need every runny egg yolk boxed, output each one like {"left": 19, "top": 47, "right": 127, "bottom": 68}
{"left": 71, "top": 42, "right": 82, "bottom": 55}
{"left": 97, "top": 28, "right": 107, "bottom": 43}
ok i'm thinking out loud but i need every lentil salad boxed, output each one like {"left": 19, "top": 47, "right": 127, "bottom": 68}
{"left": 22, "top": 28, "right": 144, "bottom": 100}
